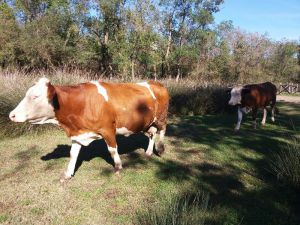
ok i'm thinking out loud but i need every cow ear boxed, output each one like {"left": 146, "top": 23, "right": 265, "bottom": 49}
{"left": 242, "top": 87, "right": 251, "bottom": 95}
{"left": 47, "top": 82, "right": 55, "bottom": 100}
{"left": 47, "top": 83, "right": 59, "bottom": 110}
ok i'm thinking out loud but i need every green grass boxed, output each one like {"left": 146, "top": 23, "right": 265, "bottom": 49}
{"left": 0, "top": 102, "right": 299, "bottom": 225}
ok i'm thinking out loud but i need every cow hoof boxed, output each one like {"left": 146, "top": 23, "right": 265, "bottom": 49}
{"left": 157, "top": 142, "right": 165, "bottom": 155}
{"left": 234, "top": 128, "right": 240, "bottom": 132}
{"left": 145, "top": 152, "right": 153, "bottom": 158}
{"left": 261, "top": 122, "right": 266, "bottom": 126}
{"left": 114, "top": 169, "right": 121, "bottom": 176}
{"left": 114, "top": 164, "right": 122, "bottom": 175}
{"left": 60, "top": 172, "right": 72, "bottom": 183}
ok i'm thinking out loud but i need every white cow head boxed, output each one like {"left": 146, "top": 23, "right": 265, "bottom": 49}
{"left": 9, "top": 78, "right": 57, "bottom": 124}
{"left": 228, "top": 86, "right": 250, "bottom": 106}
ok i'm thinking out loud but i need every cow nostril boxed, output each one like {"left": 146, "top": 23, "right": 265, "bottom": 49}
{"left": 9, "top": 113, "right": 16, "bottom": 120}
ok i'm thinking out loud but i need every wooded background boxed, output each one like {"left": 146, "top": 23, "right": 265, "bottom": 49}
{"left": 0, "top": 0, "right": 299, "bottom": 84}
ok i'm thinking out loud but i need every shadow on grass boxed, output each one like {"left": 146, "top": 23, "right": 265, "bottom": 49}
{"left": 41, "top": 133, "right": 152, "bottom": 174}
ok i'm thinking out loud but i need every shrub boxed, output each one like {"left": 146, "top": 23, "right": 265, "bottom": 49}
{"left": 269, "top": 136, "right": 300, "bottom": 188}
{"left": 135, "top": 191, "right": 210, "bottom": 225}
{"left": 165, "top": 80, "right": 232, "bottom": 115}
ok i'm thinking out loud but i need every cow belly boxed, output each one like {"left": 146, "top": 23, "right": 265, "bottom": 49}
{"left": 71, "top": 132, "right": 103, "bottom": 146}
{"left": 116, "top": 127, "right": 134, "bottom": 137}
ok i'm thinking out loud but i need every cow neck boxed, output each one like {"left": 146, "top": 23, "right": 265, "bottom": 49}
{"left": 52, "top": 85, "right": 78, "bottom": 136}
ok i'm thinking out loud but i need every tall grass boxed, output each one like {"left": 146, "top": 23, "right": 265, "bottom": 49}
{"left": 135, "top": 191, "right": 210, "bottom": 225}
{"left": 269, "top": 135, "right": 300, "bottom": 188}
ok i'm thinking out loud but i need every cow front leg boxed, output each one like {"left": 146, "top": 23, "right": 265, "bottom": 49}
{"left": 60, "top": 142, "right": 81, "bottom": 182}
{"left": 107, "top": 145, "right": 122, "bottom": 175}
{"left": 102, "top": 131, "right": 122, "bottom": 175}
{"left": 261, "top": 107, "right": 267, "bottom": 125}
{"left": 235, "top": 107, "right": 243, "bottom": 131}
{"left": 145, "top": 126, "right": 157, "bottom": 157}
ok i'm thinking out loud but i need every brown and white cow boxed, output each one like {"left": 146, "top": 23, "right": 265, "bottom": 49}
{"left": 9, "top": 78, "right": 169, "bottom": 181}
{"left": 228, "top": 82, "right": 277, "bottom": 131}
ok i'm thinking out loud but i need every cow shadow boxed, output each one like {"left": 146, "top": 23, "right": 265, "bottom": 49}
{"left": 41, "top": 133, "right": 153, "bottom": 173}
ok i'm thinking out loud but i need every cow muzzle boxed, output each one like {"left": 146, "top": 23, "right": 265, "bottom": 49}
{"left": 9, "top": 111, "right": 27, "bottom": 123}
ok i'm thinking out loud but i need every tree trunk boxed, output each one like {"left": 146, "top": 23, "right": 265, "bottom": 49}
{"left": 153, "top": 64, "right": 157, "bottom": 81}
{"left": 176, "top": 67, "right": 180, "bottom": 82}
{"left": 131, "top": 59, "right": 135, "bottom": 80}
{"left": 164, "top": 12, "right": 174, "bottom": 77}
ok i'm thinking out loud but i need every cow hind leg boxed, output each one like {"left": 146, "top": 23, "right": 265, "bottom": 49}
{"left": 145, "top": 126, "right": 157, "bottom": 157}
{"left": 261, "top": 107, "right": 267, "bottom": 125}
{"left": 271, "top": 107, "right": 275, "bottom": 122}
{"left": 271, "top": 100, "right": 276, "bottom": 122}
{"left": 60, "top": 142, "right": 82, "bottom": 182}
{"left": 252, "top": 108, "right": 258, "bottom": 129}
{"left": 157, "top": 128, "right": 166, "bottom": 155}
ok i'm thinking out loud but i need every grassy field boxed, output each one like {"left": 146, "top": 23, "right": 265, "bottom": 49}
{"left": 0, "top": 102, "right": 299, "bottom": 225}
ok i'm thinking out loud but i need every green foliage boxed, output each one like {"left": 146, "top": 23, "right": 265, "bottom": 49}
{"left": 0, "top": 0, "right": 299, "bottom": 82}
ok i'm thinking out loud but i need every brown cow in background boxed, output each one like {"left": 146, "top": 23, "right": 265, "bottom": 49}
{"left": 228, "top": 82, "right": 277, "bottom": 131}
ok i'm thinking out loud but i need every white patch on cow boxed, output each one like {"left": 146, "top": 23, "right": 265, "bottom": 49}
{"left": 71, "top": 132, "right": 102, "bottom": 146}
{"left": 228, "top": 86, "right": 243, "bottom": 105}
{"left": 37, "top": 77, "right": 50, "bottom": 85}
{"left": 116, "top": 127, "right": 133, "bottom": 137}
{"left": 9, "top": 77, "right": 56, "bottom": 123}
{"left": 137, "top": 82, "right": 156, "bottom": 99}
{"left": 90, "top": 81, "right": 109, "bottom": 102}
{"left": 261, "top": 108, "right": 267, "bottom": 125}
{"left": 271, "top": 107, "right": 275, "bottom": 122}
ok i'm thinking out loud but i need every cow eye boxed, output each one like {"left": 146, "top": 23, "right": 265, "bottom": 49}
{"left": 31, "top": 95, "right": 39, "bottom": 100}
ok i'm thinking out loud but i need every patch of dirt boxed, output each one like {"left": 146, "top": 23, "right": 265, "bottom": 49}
{"left": 277, "top": 95, "right": 300, "bottom": 103}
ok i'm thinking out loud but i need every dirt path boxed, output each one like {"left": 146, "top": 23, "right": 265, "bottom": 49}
{"left": 277, "top": 95, "right": 300, "bottom": 104}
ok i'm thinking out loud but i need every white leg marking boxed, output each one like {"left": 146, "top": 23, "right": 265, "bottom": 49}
{"left": 137, "top": 82, "right": 156, "bottom": 99}
{"left": 107, "top": 145, "right": 122, "bottom": 174}
{"left": 90, "top": 81, "right": 109, "bottom": 101}
{"left": 235, "top": 107, "right": 243, "bottom": 131}
{"left": 261, "top": 108, "right": 267, "bottom": 125}
{"left": 64, "top": 142, "right": 81, "bottom": 178}
{"left": 146, "top": 127, "right": 157, "bottom": 157}
{"left": 159, "top": 129, "right": 165, "bottom": 143}
{"left": 146, "top": 133, "right": 157, "bottom": 157}
{"left": 271, "top": 107, "right": 275, "bottom": 122}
